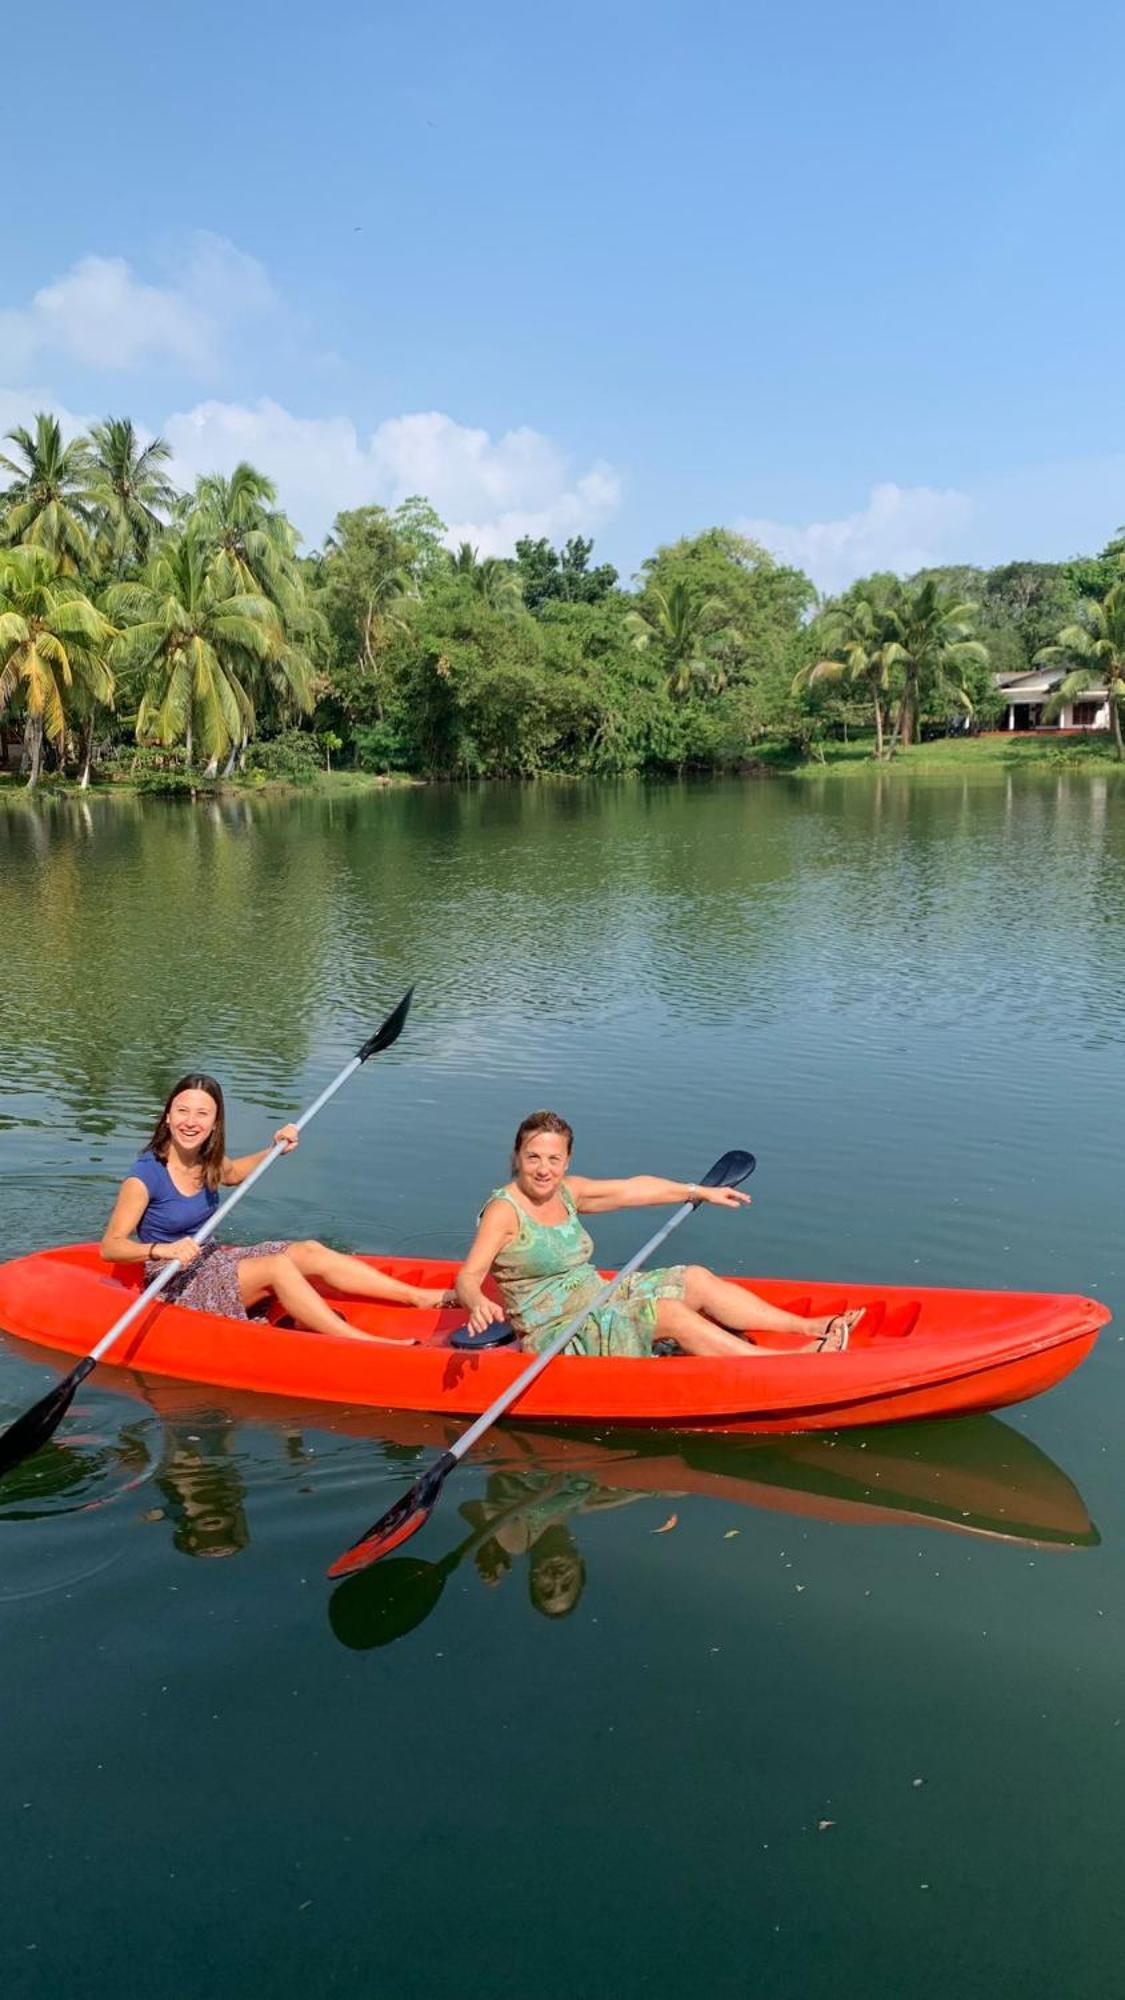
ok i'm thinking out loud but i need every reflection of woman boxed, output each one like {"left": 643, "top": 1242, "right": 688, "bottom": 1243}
{"left": 154, "top": 1422, "right": 251, "bottom": 1561}
{"left": 527, "top": 1525, "right": 586, "bottom": 1619}
{"left": 460, "top": 1466, "right": 646, "bottom": 1617}
{"left": 102, "top": 1071, "right": 452, "bottom": 1341}
{"left": 456, "top": 1111, "right": 863, "bottom": 1358}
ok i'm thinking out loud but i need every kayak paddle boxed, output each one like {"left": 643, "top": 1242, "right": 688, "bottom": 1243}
{"left": 327, "top": 1146, "right": 755, "bottom": 1577}
{"left": 0, "top": 989, "right": 415, "bottom": 1484}
{"left": 329, "top": 1479, "right": 561, "bottom": 1650}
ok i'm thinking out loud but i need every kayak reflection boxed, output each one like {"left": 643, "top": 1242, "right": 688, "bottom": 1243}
{"left": 59, "top": 1366, "right": 1098, "bottom": 1586}
{"left": 326, "top": 1411, "right": 1099, "bottom": 1651}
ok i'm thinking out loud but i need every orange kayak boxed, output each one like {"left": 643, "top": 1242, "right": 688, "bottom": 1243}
{"left": 0, "top": 1244, "right": 1109, "bottom": 1433}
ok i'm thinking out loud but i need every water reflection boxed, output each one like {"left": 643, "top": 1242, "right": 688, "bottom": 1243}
{"left": 325, "top": 1410, "right": 1098, "bottom": 1650}
{"left": 152, "top": 1419, "right": 251, "bottom": 1560}
{"left": 0, "top": 1394, "right": 155, "bottom": 1520}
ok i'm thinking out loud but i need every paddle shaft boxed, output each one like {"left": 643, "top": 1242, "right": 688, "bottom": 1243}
{"left": 448, "top": 1194, "right": 702, "bottom": 1462}
{"left": 87, "top": 1050, "right": 373, "bottom": 1369}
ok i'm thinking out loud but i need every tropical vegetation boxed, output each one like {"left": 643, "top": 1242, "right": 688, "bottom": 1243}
{"left": 1, "top": 406, "right": 1124, "bottom": 788}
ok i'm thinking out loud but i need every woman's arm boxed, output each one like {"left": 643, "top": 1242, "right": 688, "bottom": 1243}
{"left": 567, "top": 1174, "right": 751, "bottom": 1216}
{"left": 222, "top": 1123, "right": 299, "bottom": 1186}
{"left": 100, "top": 1178, "right": 201, "bottom": 1268}
{"left": 455, "top": 1201, "right": 519, "bottom": 1334}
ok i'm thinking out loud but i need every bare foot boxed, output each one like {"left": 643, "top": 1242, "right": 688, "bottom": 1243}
{"left": 415, "top": 1287, "right": 456, "bottom": 1310}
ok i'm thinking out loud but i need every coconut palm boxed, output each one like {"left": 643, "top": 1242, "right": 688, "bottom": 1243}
{"left": 883, "top": 579, "right": 988, "bottom": 753}
{"left": 449, "top": 543, "right": 524, "bottom": 613}
{"left": 110, "top": 530, "right": 287, "bottom": 771}
{"left": 189, "top": 463, "right": 305, "bottom": 619}
{"left": 87, "top": 418, "right": 176, "bottom": 573}
{"left": 625, "top": 582, "right": 732, "bottom": 698}
{"left": 1037, "top": 583, "right": 1125, "bottom": 758}
{"left": 0, "top": 546, "right": 114, "bottom": 786}
{"left": 0, "top": 414, "right": 93, "bottom": 572}
{"left": 794, "top": 588, "right": 899, "bottom": 757}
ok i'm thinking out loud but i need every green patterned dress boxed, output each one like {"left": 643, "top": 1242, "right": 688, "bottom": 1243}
{"left": 486, "top": 1184, "right": 686, "bottom": 1357}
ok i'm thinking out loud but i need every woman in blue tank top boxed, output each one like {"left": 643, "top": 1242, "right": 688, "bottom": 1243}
{"left": 102, "top": 1071, "right": 452, "bottom": 1337}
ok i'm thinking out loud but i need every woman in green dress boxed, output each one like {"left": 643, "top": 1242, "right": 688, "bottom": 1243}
{"left": 455, "top": 1111, "right": 861, "bottom": 1359}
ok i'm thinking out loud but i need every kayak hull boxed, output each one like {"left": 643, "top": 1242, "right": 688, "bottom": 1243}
{"left": 0, "top": 1245, "right": 1109, "bottom": 1433}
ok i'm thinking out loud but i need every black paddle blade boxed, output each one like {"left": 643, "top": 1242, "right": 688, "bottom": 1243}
{"left": 356, "top": 986, "right": 415, "bottom": 1063}
{"left": 328, "top": 1555, "right": 449, "bottom": 1650}
{"left": 0, "top": 1356, "right": 95, "bottom": 1482}
{"left": 326, "top": 1449, "right": 457, "bottom": 1579}
{"left": 701, "top": 1149, "right": 756, "bottom": 1190}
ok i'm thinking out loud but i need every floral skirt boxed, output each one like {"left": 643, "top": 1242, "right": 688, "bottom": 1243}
{"left": 144, "top": 1241, "right": 289, "bottom": 1321}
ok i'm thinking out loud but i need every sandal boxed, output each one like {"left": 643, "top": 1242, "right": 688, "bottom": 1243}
{"left": 816, "top": 1308, "right": 865, "bottom": 1352}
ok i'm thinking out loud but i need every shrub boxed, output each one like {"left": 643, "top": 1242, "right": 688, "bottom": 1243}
{"left": 243, "top": 730, "right": 322, "bottom": 785}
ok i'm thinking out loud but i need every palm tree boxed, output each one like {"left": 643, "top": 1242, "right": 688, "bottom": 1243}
{"left": 87, "top": 418, "right": 176, "bottom": 573}
{"left": 625, "top": 582, "right": 731, "bottom": 698}
{"left": 449, "top": 542, "right": 524, "bottom": 613}
{"left": 190, "top": 463, "right": 305, "bottom": 618}
{"left": 110, "top": 530, "right": 287, "bottom": 771}
{"left": 883, "top": 579, "right": 989, "bottom": 753}
{"left": 1037, "top": 583, "right": 1125, "bottom": 758}
{"left": 0, "top": 546, "right": 113, "bottom": 786}
{"left": 794, "top": 588, "right": 898, "bottom": 758}
{"left": 0, "top": 414, "right": 92, "bottom": 572}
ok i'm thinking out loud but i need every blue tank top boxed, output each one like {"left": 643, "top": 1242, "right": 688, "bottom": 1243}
{"left": 128, "top": 1151, "right": 221, "bottom": 1244}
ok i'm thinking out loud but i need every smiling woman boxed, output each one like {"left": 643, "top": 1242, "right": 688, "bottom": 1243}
{"left": 455, "top": 1110, "right": 863, "bottom": 1358}
{"left": 100, "top": 1071, "right": 452, "bottom": 1341}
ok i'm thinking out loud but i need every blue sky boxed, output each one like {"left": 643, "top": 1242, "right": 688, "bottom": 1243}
{"left": 3, "top": 0, "right": 1123, "bottom": 590}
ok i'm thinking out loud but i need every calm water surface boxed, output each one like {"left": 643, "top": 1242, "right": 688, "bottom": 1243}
{"left": 2, "top": 775, "right": 1124, "bottom": 1997}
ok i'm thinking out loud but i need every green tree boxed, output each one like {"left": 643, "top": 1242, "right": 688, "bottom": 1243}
{"left": 111, "top": 530, "right": 286, "bottom": 771}
{"left": 884, "top": 579, "right": 989, "bottom": 752}
{"left": 0, "top": 546, "right": 114, "bottom": 786}
{"left": 87, "top": 418, "right": 176, "bottom": 573}
{"left": 794, "top": 583, "right": 899, "bottom": 757}
{"left": 449, "top": 542, "right": 524, "bottom": 612}
{"left": 625, "top": 580, "right": 732, "bottom": 697}
{"left": 189, "top": 463, "right": 304, "bottom": 617}
{"left": 0, "top": 414, "right": 92, "bottom": 572}
{"left": 514, "top": 535, "right": 618, "bottom": 613}
{"left": 390, "top": 587, "right": 553, "bottom": 774}
{"left": 312, "top": 506, "right": 422, "bottom": 738}
{"left": 641, "top": 531, "right": 813, "bottom": 664}
{"left": 1038, "top": 583, "right": 1125, "bottom": 758}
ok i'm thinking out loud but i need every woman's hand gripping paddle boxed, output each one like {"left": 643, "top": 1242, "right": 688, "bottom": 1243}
{"left": 0, "top": 990, "right": 415, "bottom": 1483}
{"left": 327, "top": 1148, "right": 756, "bottom": 1578}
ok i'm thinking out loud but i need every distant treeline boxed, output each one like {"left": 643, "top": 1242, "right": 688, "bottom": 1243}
{"left": 1, "top": 410, "right": 1122, "bottom": 787}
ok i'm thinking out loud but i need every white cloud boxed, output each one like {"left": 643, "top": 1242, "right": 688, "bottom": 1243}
{"left": 0, "top": 387, "right": 93, "bottom": 444}
{"left": 739, "top": 482, "right": 975, "bottom": 595}
{"left": 0, "top": 235, "right": 276, "bottom": 380}
{"left": 163, "top": 397, "right": 622, "bottom": 551}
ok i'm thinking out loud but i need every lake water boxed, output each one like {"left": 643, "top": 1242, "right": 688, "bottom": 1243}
{"left": 2, "top": 773, "right": 1124, "bottom": 1998}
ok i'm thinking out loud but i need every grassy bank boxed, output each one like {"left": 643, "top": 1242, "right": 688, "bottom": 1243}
{"left": 3, "top": 732, "right": 1123, "bottom": 801}
{"left": 758, "top": 732, "right": 1125, "bottom": 777}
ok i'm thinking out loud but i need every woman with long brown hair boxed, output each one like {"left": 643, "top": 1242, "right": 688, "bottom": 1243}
{"left": 455, "top": 1110, "right": 862, "bottom": 1358}
{"left": 101, "top": 1072, "right": 451, "bottom": 1339}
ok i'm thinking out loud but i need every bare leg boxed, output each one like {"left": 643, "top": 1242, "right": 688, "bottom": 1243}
{"left": 654, "top": 1299, "right": 771, "bottom": 1356}
{"left": 283, "top": 1239, "right": 449, "bottom": 1309}
{"left": 236, "top": 1252, "right": 413, "bottom": 1344}
{"left": 680, "top": 1265, "right": 846, "bottom": 1344}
